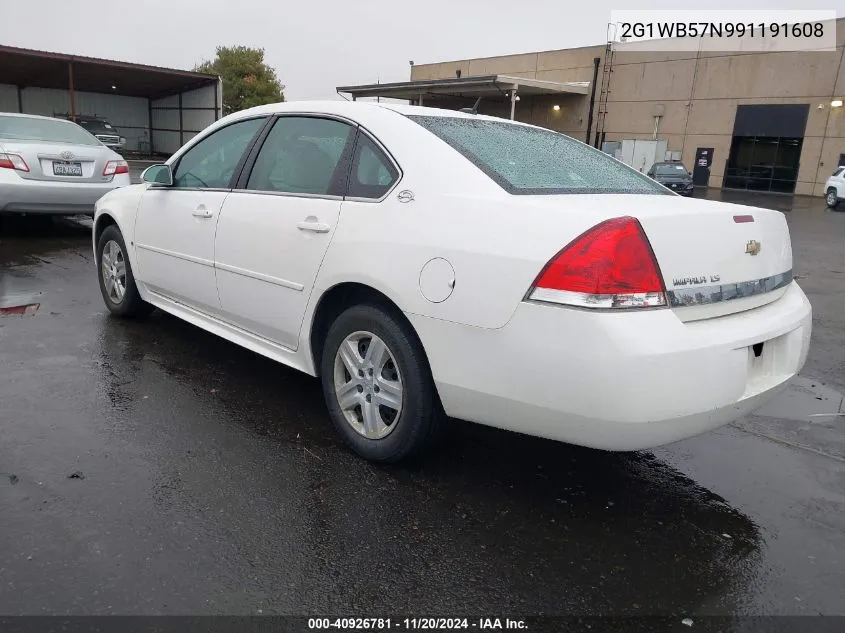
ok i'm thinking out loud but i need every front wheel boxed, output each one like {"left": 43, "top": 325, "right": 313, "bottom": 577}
{"left": 320, "top": 304, "right": 444, "bottom": 463}
{"left": 826, "top": 188, "right": 839, "bottom": 209}
{"left": 96, "top": 225, "right": 154, "bottom": 318}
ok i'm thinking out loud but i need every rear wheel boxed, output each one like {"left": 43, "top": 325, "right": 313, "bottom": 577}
{"left": 96, "top": 225, "right": 154, "bottom": 318}
{"left": 320, "top": 304, "right": 443, "bottom": 463}
{"left": 826, "top": 188, "right": 840, "bottom": 209}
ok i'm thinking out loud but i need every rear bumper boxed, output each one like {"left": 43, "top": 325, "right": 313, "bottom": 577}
{"left": 409, "top": 281, "right": 812, "bottom": 451}
{"left": 0, "top": 173, "right": 131, "bottom": 215}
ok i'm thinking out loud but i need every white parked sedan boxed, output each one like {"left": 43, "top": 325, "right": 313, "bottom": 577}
{"left": 92, "top": 101, "right": 812, "bottom": 463}
{"left": 0, "top": 113, "right": 131, "bottom": 216}
{"left": 825, "top": 165, "right": 844, "bottom": 208}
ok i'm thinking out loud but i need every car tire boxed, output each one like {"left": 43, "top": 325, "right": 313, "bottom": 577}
{"left": 96, "top": 225, "right": 154, "bottom": 318}
{"left": 826, "top": 188, "right": 840, "bottom": 209}
{"left": 320, "top": 303, "right": 444, "bottom": 464}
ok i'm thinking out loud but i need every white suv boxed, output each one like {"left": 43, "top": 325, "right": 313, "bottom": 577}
{"left": 826, "top": 166, "right": 845, "bottom": 208}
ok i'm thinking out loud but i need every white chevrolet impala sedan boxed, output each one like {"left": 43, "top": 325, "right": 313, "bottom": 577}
{"left": 92, "top": 101, "right": 812, "bottom": 463}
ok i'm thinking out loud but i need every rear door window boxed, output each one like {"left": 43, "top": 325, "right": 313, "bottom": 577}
{"left": 347, "top": 133, "right": 399, "bottom": 199}
{"left": 245, "top": 116, "right": 355, "bottom": 196}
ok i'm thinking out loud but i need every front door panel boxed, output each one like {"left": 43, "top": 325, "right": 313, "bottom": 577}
{"left": 133, "top": 189, "right": 227, "bottom": 315}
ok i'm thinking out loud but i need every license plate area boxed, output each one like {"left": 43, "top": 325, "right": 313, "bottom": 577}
{"left": 748, "top": 333, "right": 787, "bottom": 379}
{"left": 53, "top": 161, "right": 83, "bottom": 177}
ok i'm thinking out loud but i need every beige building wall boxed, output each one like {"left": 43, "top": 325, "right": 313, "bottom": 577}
{"left": 409, "top": 18, "right": 845, "bottom": 197}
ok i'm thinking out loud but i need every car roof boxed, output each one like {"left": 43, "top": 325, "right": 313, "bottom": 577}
{"left": 225, "top": 99, "right": 532, "bottom": 126}
{"left": 0, "top": 112, "right": 77, "bottom": 122}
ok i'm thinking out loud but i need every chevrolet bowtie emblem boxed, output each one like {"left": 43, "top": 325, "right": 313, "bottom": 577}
{"left": 745, "top": 240, "right": 761, "bottom": 256}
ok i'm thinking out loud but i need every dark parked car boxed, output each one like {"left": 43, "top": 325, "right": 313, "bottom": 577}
{"left": 647, "top": 161, "right": 694, "bottom": 197}
{"left": 57, "top": 115, "right": 126, "bottom": 153}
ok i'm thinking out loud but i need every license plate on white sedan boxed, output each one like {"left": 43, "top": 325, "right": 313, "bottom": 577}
{"left": 53, "top": 161, "right": 83, "bottom": 177}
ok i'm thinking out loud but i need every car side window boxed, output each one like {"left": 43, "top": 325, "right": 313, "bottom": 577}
{"left": 246, "top": 116, "right": 355, "bottom": 196}
{"left": 835, "top": 167, "right": 845, "bottom": 178}
{"left": 172, "top": 117, "right": 266, "bottom": 189}
{"left": 347, "top": 133, "right": 399, "bottom": 199}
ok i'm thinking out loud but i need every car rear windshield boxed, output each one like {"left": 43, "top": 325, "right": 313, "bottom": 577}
{"left": 654, "top": 163, "right": 688, "bottom": 176}
{"left": 0, "top": 116, "right": 100, "bottom": 146}
{"left": 408, "top": 115, "right": 669, "bottom": 195}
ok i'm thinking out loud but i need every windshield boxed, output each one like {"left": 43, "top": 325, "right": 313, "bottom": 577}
{"left": 79, "top": 119, "right": 116, "bottom": 132}
{"left": 654, "top": 163, "right": 689, "bottom": 176}
{"left": 0, "top": 116, "right": 101, "bottom": 146}
{"left": 408, "top": 115, "right": 669, "bottom": 195}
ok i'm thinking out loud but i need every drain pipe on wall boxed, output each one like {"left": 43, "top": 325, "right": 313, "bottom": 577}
{"left": 651, "top": 103, "right": 665, "bottom": 140}
{"left": 585, "top": 57, "right": 600, "bottom": 145}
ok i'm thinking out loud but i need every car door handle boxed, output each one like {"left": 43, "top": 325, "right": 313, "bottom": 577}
{"left": 296, "top": 220, "right": 331, "bottom": 233}
{"left": 192, "top": 205, "right": 213, "bottom": 219}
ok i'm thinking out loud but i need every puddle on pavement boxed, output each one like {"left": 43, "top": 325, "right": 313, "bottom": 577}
{"left": 0, "top": 302, "right": 40, "bottom": 316}
{"left": 752, "top": 376, "right": 844, "bottom": 422}
{"left": 0, "top": 291, "right": 42, "bottom": 317}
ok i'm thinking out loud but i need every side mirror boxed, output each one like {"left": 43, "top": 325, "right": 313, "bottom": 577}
{"left": 142, "top": 164, "right": 173, "bottom": 186}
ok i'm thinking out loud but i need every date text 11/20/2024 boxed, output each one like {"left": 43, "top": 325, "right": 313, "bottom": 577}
{"left": 308, "top": 618, "right": 527, "bottom": 630}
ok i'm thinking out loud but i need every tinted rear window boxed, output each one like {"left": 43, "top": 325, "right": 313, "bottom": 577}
{"left": 408, "top": 115, "right": 668, "bottom": 196}
{"left": 0, "top": 116, "right": 100, "bottom": 146}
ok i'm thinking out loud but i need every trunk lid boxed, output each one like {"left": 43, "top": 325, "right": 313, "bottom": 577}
{"left": 633, "top": 198, "right": 792, "bottom": 321}
{"left": 0, "top": 140, "right": 115, "bottom": 184}
{"left": 521, "top": 194, "right": 793, "bottom": 321}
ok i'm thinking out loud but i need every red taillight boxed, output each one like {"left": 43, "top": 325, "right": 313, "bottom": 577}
{"left": 103, "top": 160, "right": 129, "bottom": 176}
{"left": 528, "top": 216, "right": 667, "bottom": 309}
{"left": 0, "top": 153, "right": 30, "bottom": 172}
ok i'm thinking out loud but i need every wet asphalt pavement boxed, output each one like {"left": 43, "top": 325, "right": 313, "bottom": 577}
{"left": 1, "top": 191, "right": 844, "bottom": 622}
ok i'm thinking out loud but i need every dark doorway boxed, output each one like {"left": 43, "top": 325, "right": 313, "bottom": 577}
{"left": 839, "top": 153, "right": 845, "bottom": 167}
{"left": 722, "top": 104, "right": 809, "bottom": 194}
{"left": 693, "top": 147, "right": 714, "bottom": 186}
{"left": 724, "top": 136, "right": 803, "bottom": 193}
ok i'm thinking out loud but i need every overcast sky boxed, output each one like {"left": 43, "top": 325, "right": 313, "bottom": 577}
{"left": 0, "top": 0, "right": 808, "bottom": 101}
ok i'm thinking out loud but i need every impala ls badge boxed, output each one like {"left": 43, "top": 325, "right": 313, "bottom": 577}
{"left": 672, "top": 274, "right": 721, "bottom": 286}
{"left": 745, "top": 240, "right": 761, "bottom": 256}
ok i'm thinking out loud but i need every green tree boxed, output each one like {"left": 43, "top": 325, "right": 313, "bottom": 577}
{"left": 195, "top": 46, "right": 285, "bottom": 114}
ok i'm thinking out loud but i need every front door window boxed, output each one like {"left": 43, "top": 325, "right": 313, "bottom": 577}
{"left": 172, "top": 117, "right": 266, "bottom": 189}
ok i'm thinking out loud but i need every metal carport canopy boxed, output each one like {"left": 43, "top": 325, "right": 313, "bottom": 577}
{"left": 0, "top": 44, "right": 221, "bottom": 154}
{"left": 0, "top": 45, "right": 219, "bottom": 100}
{"left": 336, "top": 75, "right": 590, "bottom": 120}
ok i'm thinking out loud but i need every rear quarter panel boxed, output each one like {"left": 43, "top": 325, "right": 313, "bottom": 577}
{"left": 312, "top": 108, "right": 665, "bottom": 331}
